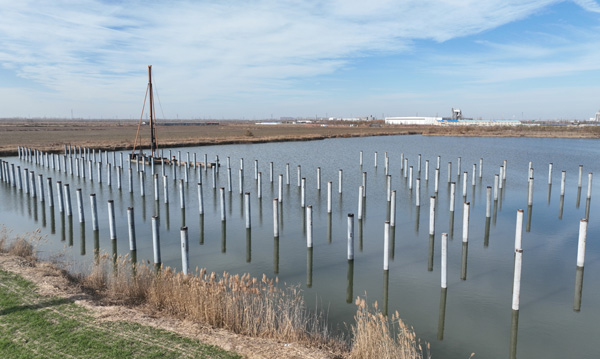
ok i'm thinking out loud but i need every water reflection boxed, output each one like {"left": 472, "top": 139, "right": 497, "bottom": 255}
{"left": 493, "top": 199, "right": 498, "bottom": 225}
{"left": 80, "top": 222, "right": 86, "bottom": 255}
{"left": 32, "top": 197, "right": 38, "bottom": 222}
{"left": 41, "top": 205, "right": 46, "bottom": 228}
{"left": 585, "top": 198, "right": 591, "bottom": 220}
{"left": 547, "top": 184, "right": 552, "bottom": 205}
{"left": 112, "top": 238, "right": 117, "bottom": 268}
{"left": 437, "top": 287, "right": 448, "bottom": 340}
{"left": 509, "top": 309, "right": 519, "bottom": 359}
{"left": 390, "top": 226, "right": 396, "bottom": 260}
{"left": 428, "top": 234, "right": 434, "bottom": 271}
{"left": 199, "top": 215, "right": 204, "bottom": 245}
{"left": 559, "top": 195, "right": 564, "bottom": 219}
{"left": 574, "top": 266, "right": 584, "bottom": 312}
{"left": 358, "top": 219, "right": 364, "bottom": 252}
{"left": 68, "top": 216, "right": 73, "bottom": 247}
{"left": 449, "top": 211, "right": 455, "bottom": 239}
{"left": 258, "top": 198, "right": 263, "bottom": 225}
{"left": 484, "top": 217, "right": 491, "bottom": 247}
{"left": 246, "top": 228, "right": 251, "bottom": 263}
{"left": 306, "top": 247, "right": 313, "bottom": 288}
{"left": 415, "top": 205, "right": 420, "bottom": 233}
{"left": 461, "top": 242, "right": 468, "bottom": 280}
{"left": 327, "top": 213, "right": 332, "bottom": 243}
{"left": 576, "top": 187, "right": 582, "bottom": 208}
{"left": 273, "top": 236, "right": 279, "bottom": 274}
{"left": 93, "top": 231, "right": 99, "bottom": 263}
{"left": 50, "top": 208, "right": 56, "bottom": 234}
{"left": 181, "top": 208, "right": 186, "bottom": 227}
{"left": 383, "top": 270, "right": 389, "bottom": 316}
{"left": 346, "top": 260, "right": 354, "bottom": 304}
{"left": 221, "top": 221, "right": 226, "bottom": 253}
{"left": 165, "top": 204, "right": 170, "bottom": 230}
{"left": 526, "top": 205, "right": 532, "bottom": 233}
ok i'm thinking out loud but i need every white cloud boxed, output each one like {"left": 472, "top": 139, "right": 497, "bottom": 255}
{"left": 0, "top": 0, "right": 598, "bottom": 118}
{"left": 572, "top": 0, "right": 600, "bottom": 12}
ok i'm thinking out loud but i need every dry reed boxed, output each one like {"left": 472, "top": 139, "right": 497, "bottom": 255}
{"left": 349, "top": 297, "right": 429, "bottom": 359}
{"left": 0, "top": 226, "right": 41, "bottom": 260}
{"left": 81, "top": 255, "right": 342, "bottom": 351}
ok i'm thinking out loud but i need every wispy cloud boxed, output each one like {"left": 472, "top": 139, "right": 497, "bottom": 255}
{"left": 0, "top": 0, "right": 598, "bottom": 117}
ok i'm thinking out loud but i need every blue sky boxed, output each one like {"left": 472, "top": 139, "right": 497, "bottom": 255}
{"left": 1, "top": 0, "right": 599, "bottom": 120}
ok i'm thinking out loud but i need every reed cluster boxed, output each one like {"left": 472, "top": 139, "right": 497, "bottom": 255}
{"left": 0, "top": 227, "right": 39, "bottom": 260}
{"left": 82, "top": 256, "right": 340, "bottom": 350}
{"left": 350, "top": 297, "right": 429, "bottom": 359}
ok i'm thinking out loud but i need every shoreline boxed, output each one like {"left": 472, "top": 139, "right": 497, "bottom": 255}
{"left": 1, "top": 120, "right": 599, "bottom": 156}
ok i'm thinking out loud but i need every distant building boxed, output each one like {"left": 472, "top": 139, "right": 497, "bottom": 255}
{"left": 591, "top": 110, "right": 600, "bottom": 122}
{"left": 385, "top": 116, "right": 441, "bottom": 125}
{"left": 328, "top": 115, "right": 375, "bottom": 121}
{"left": 385, "top": 108, "right": 521, "bottom": 126}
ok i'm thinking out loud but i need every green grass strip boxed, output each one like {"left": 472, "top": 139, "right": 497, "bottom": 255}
{"left": 0, "top": 269, "right": 241, "bottom": 359}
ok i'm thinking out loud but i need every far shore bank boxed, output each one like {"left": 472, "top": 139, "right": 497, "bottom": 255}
{"left": 1, "top": 119, "right": 599, "bottom": 156}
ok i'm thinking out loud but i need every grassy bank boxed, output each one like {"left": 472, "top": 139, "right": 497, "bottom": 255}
{"left": 0, "top": 230, "right": 429, "bottom": 359}
{"left": 0, "top": 270, "right": 240, "bottom": 358}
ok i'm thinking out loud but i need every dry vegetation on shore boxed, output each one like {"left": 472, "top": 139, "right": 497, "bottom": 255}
{"left": 1, "top": 119, "right": 598, "bottom": 156}
{"left": 0, "top": 229, "right": 429, "bottom": 359}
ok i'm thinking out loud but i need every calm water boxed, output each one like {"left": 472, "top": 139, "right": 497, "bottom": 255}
{"left": 1, "top": 135, "right": 599, "bottom": 359}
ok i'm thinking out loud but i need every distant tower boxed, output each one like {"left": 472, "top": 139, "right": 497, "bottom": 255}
{"left": 451, "top": 108, "right": 462, "bottom": 121}
{"left": 595, "top": 110, "right": 600, "bottom": 122}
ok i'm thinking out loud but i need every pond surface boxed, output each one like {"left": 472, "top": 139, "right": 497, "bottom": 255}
{"left": 2, "top": 135, "right": 600, "bottom": 358}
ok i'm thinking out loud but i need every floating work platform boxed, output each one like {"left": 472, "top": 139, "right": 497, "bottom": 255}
{"left": 130, "top": 154, "right": 219, "bottom": 168}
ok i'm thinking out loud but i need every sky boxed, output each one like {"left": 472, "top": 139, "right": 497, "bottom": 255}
{"left": 1, "top": 0, "right": 600, "bottom": 121}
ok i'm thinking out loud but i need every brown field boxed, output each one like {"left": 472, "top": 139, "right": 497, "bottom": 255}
{"left": 1, "top": 119, "right": 599, "bottom": 156}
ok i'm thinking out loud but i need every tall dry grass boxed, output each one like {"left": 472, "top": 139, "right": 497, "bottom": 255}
{"left": 81, "top": 256, "right": 341, "bottom": 350}
{"left": 349, "top": 297, "right": 429, "bottom": 359}
{"left": 0, "top": 226, "right": 41, "bottom": 260}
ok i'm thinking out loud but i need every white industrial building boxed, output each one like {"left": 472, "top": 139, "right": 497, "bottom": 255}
{"left": 384, "top": 116, "right": 441, "bottom": 125}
